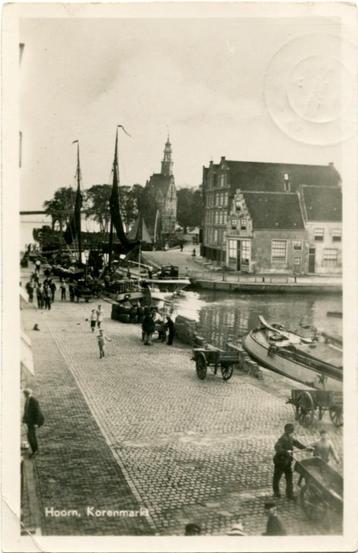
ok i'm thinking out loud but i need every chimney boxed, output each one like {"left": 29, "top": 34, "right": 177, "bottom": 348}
{"left": 221, "top": 156, "right": 226, "bottom": 163}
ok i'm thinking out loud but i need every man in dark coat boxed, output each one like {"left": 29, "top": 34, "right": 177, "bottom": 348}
{"left": 49, "top": 280, "right": 57, "bottom": 302}
{"left": 273, "top": 423, "right": 312, "bottom": 499}
{"left": 142, "top": 311, "right": 155, "bottom": 345}
{"left": 263, "top": 502, "right": 286, "bottom": 535}
{"left": 22, "top": 389, "right": 44, "bottom": 458}
{"left": 165, "top": 316, "right": 175, "bottom": 345}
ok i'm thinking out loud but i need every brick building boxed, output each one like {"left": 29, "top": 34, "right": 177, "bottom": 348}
{"left": 144, "top": 137, "right": 177, "bottom": 240}
{"left": 299, "top": 185, "right": 342, "bottom": 274}
{"left": 226, "top": 190, "right": 308, "bottom": 274}
{"left": 201, "top": 157, "right": 341, "bottom": 272}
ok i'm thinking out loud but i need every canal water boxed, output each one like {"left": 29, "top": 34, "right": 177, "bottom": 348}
{"left": 172, "top": 291, "right": 342, "bottom": 349}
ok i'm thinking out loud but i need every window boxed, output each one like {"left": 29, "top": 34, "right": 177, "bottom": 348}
{"left": 228, "top": 240, "right": 237, "bottom": 260}
{"left": 314, "top": 228, "right": 324, "bottom": 241}
{"left": 223, "top": 212, "right": 227, "bottom": 224}
{"left": 293, "top": 240, "right": 302, "bottom": 251}
{"left": 323, "top": 248, "right": 338, "bottom": 267}
{"left": 213, "top": 229, "right": 218, "bottom": 243}
{"left": 271, "top": 240, "right": 287, "bottom": 262}
{"left": 223, "top": 192, "right": 228, "bottom": 207}
{"left": 332, "top": 229, "right": 341, "bottom": 242}
{"left": 219, "top": 174, "right": 226, "bottom": 187}
{"left": 240, "top": 218, "right": 247, "bottom": 230}
{"left": 240, "top": 240, "right": 251, "bottom": 261}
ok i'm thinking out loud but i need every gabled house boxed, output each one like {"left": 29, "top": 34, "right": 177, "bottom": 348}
{"left": 225, "top": 190, "right": 308, "bottom": 274}
{"left": 299, "top": 185, "right": 342, "bottom": 274}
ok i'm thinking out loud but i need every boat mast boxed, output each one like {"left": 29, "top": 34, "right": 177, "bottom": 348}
{"left": 75, "top": 140, "right": 82, "bottom": 265}
{"left": 108, "top": 128, "right": 118, "bottom": 271}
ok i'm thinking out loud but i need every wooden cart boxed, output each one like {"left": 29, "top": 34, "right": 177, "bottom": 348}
{"left": 287, "top": 389, "right": 343, "bottom": 427}
{"left": 294, "top": 457, "right": 343, "bottom": 530}
{"left": 192, "top": 347, "right": 237, "bottom": 381}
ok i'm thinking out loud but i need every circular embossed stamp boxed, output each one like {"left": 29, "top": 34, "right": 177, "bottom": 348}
{"left": 264, "top": 34, "right": 357, "bottom": 145}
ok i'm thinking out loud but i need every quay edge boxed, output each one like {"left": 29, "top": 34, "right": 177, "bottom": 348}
{"left": 190, "top": 280, "right": 342, "bottom": 294}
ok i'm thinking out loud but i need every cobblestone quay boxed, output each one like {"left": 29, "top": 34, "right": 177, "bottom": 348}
{"left": 21, "top": 295, "right": 342, "bottom": 536}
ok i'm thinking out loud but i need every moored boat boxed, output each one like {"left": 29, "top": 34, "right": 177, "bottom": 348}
{"left": 242, "top": 316, "right": 342, "bottom": 391}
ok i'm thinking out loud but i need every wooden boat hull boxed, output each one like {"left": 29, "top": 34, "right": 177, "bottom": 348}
{"left": 242, "top": 329, "right": 342, "bottom": 392}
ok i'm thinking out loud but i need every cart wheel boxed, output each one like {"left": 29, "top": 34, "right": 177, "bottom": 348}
{"left": 300, "top": 484, "right": 328, "bottom": 523}
{"left": 329, "top": 406, "right": 343, "bottom": 427}
{"left": 221, "top": 364, "right": 234, "bottom": 381}
{"left": 195, "top": 353, "right": 207, "bottom": 380}
{"left": 297, "top": 391, "right": 315, "bottom": 427}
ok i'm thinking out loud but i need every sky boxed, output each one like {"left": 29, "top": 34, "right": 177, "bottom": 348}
{"left": 20, "top": 15, "right": 352, "bottom": 210}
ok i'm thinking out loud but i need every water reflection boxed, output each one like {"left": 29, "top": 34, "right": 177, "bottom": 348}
{"left": 174, "top": 291, "right": 342, "bottom": 350}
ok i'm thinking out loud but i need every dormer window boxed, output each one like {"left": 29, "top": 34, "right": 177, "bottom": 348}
{"left": 240, "top": 218, "right": 247, "bottom": 230}
{"left": 314, "top": 228, "right": 324, "bottom": 242}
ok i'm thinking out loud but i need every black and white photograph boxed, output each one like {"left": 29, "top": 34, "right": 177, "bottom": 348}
{"left": 2, "top": 2, "right": 358, "bottom": 551}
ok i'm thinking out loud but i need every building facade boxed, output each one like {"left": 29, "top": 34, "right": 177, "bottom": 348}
{"left": 299, "top": 185, "right": 342, "bottom": 274}
{"left": 201, "top": 157, "right": 341, "bottom": 273}
{"left": 226, "top": 190, "right": 308, "bottom": 274}
{"left": 145, "top": 137, "right": 177, "bottom": 239}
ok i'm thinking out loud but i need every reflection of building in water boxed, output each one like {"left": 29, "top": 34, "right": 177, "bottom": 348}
{"left": 198, "top": 305, "right": 252, "bottom": 348}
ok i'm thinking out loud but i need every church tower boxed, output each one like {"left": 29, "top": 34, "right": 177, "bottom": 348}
{"left": 161, "top": 136, "right": 173, "bottom": 177}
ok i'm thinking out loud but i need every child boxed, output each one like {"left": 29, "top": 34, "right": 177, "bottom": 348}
{"left": 96, "top": 304, "right": 103, "bottom": 328}
{"left": 310, "top": 430, "right": 340, "bottom": 464}
{"left": 90, "top": 309, "right": 97, "bottom": 332}
{"left": 97, "top": 329, "right": 111, "bottom": 359}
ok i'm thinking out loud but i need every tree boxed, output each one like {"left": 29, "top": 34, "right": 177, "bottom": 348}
{"left": 177, "top": 187, "right": 203, "bottom": 233}
{"left": 43, "top": 187, "right": 77, "bottom": 232}
{"left": 84, "top": 184, "right": 112, "bottom": 233}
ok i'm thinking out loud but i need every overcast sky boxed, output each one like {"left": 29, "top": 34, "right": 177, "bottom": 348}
{"left": 20, "top": 16, "right": 349, "bottom": 210}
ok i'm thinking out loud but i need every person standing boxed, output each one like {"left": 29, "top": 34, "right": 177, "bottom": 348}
{"left": 142, "top": 311, "right": 155, "bottom": 345}
{"left": 69, "top": 284, "right": 75, "bottom": 302}
{"left": 36, "top": 284, "right": 44, "bottom": 309}
{"left": 22, "top": 388, "right": 44, "bottom": 458}
{"left": 310, "top": 430, "right": 340, "bottom": 464}
{"left": 90, "top": 309, "right": 97, "bottom": 332}
{"left": 49, "top": 280, "right": 57, "bottom": 302}
{"left": 262, "top": 502, "right": 286, "bottom": 535}
{"left": 35, "top": 259, "right": 41, "bottom": 275}
{"left": 60, "top": 281, "right": 66, "bottom": 301}
{"left": 165, "top": 315, "right": 175, "bottom": 345}
{"left": 273, "top": 423, "right": 312, "bottom": 499}
{"left": 43, "top": 286, "right": 51, "bottom": 310}
{"left": 25, "top": 281, "right": 34, "bottom": 303}
{"left": 96, "top": 305, "right": 103, "bottom": 328}
{"left": 97, "top": 329, "right": 111, "bottom": 359}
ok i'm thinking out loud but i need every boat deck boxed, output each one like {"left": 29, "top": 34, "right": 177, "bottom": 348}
{"left": 255, "top": 331, "right": 342, "bottom": 369}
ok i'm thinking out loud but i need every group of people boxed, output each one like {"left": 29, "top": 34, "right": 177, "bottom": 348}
{"left": 26, "top": 274, "right": 57, "bottom": 310}
{"left": 141, "top": 308, "right": 175, "bottom": 346}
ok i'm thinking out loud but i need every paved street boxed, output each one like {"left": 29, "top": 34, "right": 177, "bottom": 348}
{"left": 21, "top": 294, "right": 342, "bottom": 536}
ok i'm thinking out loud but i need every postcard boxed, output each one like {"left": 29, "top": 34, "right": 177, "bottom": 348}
{"left": 2, "top": 2, "right": 357, "bottom": 552}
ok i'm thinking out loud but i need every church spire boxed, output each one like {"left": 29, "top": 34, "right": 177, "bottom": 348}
{"left": 161, "top": 136, "right": 173, "bottom": 177}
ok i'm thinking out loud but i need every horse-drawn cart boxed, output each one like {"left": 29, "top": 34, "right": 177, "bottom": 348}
{"left": 294, "top": 457, "right": 343, "bottom": 531}
{"left": 287, "top": 389, "right": 343, "bottom": 427}
{"left": 192, "top": 347, "right": 237, "bottom": 381}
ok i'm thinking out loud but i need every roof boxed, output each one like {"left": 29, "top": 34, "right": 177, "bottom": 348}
{"left": 205, "top": 159, "right": 341, "bottom": 192}
{"left": 300, "top": 185, "right": 342, "bottom": 222}
{"left": 147, "top": 173, "right": 172, "bottom": 197}
{"left": 243, "top": 191, "right": 305, "bottom": 229}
